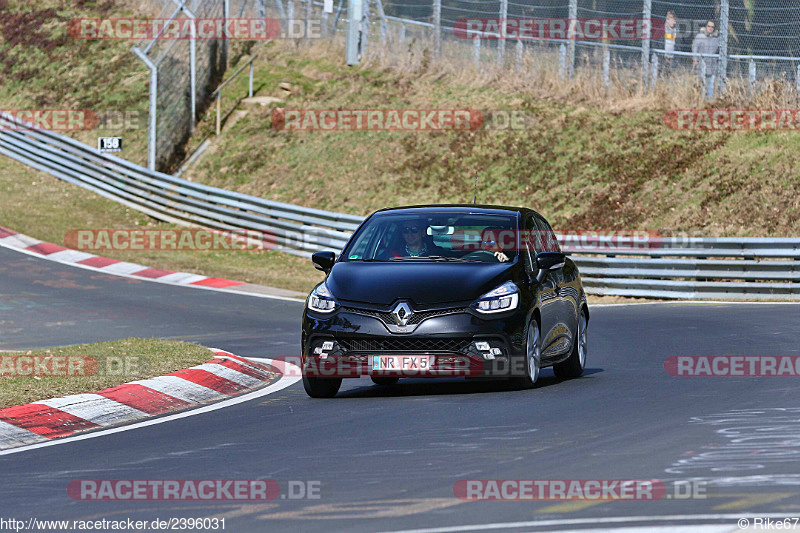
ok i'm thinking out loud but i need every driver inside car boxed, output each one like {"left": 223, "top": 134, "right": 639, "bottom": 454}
{"left": 480, "top": 227, "right": 511, "bottom": 263}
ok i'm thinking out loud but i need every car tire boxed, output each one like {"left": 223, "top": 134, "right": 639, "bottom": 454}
{"left": 371, "top": 376, "right": 400, "bottom": 386}
{"left": 302, "top": 375, "right": 342, "bottom": 398}
{"left": 554, "top": 306, "right": 587, "bottom": 379}
{"left": 512, "top": 317, "right": 541, "bottom": 388}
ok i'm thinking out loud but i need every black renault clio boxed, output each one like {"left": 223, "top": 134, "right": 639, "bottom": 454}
{"left": 301, "top": 205, "right": 589, "bottom": 398}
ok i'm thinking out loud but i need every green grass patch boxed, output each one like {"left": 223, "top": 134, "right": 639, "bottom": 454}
{"left": 0, "top": 338, "right": 216, "bottom": 409}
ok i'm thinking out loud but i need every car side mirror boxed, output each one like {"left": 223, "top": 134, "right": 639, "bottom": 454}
{"left": 312, "top": 251, "right": 336, "bottom": 274}
{"left": 535, "top": 251, "right": 565, "bottom": 284}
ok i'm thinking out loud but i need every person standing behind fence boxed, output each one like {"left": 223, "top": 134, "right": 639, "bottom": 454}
{"left": 692, "top": 21, "right": 719, "bottom": 99}
{"left": 664, "top": 11, "right": 677, "bottom": 66}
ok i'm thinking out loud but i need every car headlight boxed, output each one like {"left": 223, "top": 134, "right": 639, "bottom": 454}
{"left": 308, "top": 282, "right": 337, "bottom": 313}
{"left": 473, "top": 281, "right": 519, "bottom": 314}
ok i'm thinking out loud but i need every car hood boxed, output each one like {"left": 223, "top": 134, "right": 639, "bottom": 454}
{"left": 326, "top": 261, "right": 515, "bottom": 306}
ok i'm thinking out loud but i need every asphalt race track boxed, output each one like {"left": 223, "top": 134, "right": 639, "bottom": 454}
{"left": 1, "top": 244, "right": 800, "bottom": 532}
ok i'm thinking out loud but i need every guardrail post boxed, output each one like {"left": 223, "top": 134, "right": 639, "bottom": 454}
{"left": 642, "top": 0, "right": 651, "bottom": 89}
{"left": 433, "top": 0, "right": 441, "bottom": 57}
{"left": 602, "top": 44, "right": 610, "bottom": 88}
{"left": 559, "top": 43, "right": 567, "bottom": 80}
{"left": 287, "top": 0, "right": 295, "bottom": 37}
{"left": 515, "top": 37, "right": 523, "bottom": 72}
{"left": 249, "top": 60, "right": 254, "bottom": 98}
{"left": 748, "top": 59, "right": 756, "bottom": 92}
{"left": 473, "top": 33, "right": 481, "bottom": 68}
{"left": 498, "top": 0, "right": 507, "bottom": 66}
{"left": 718, "top": 0, "right": 729, "bottom": 95}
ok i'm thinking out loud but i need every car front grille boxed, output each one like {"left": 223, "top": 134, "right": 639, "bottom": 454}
{"left": 338, "top": 338, "right": 473, "bottom": 354}
{"left": 341, "top": 306, "right": 466, "bottom": 326}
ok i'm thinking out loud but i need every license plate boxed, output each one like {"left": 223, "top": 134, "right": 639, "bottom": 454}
{"left": 372, "top": 355, "right": 432, "bottom": 372}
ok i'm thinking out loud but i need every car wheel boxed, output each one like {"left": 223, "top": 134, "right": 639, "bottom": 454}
{"left": 513, "top": 318, "right": 540, "bottom": 388}
{"left": 371, "top": 376, "right": 400, "bottom": 386}
{"left": 554, "top": 306, "right": 587, "bottom": 379}
{"left": 302, "top": 375, "right": 342, "bottom": 398}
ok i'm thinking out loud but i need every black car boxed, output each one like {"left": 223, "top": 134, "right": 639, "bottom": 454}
{"left": 300, "top": 205, "right": 589, "bottom": 398}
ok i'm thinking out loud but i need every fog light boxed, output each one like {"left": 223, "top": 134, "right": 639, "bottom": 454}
{"left": 475, "top": 342, "right": 490, "bottom": 351}
{"left": 483, "top": 352, "right": 496, "bottom": 361}
{"left": 314, "top": 347, "right": 323, "bottom": 355}
{"left": 322, "top": 341, "right": 334, "bottom": 351}
{"left": 491, "top": 348, "right": 502, "bottom": 356}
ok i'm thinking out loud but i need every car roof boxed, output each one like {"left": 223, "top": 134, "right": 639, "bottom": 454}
{"left": 373, "top": 204, "right": 539, "bottom": 218}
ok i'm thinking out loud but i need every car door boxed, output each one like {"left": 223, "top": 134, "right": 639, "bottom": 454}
{"left": 534, "top": 215, "right": 572, "bottom": 357}
{"left": 527, "top": 215, "right": 561, "bottom": 357}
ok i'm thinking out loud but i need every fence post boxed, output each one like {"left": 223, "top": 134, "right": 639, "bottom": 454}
{"left": 132, "top": 47, "right": 158, "bottom": 171}
{"left": 345, "top": 0, "right": 363, "bottom": 65}
{"left": 559, "top": 43, "right": 567, "bottom": 80}
{"left": 718, "top": 0, "right": 729, "bottom": 95}
{"left": 796, "top": 63, "right": 800, "bottom": 94}
{"left": 287, "top": 0, "right": 295, "bottom": 36}
{"left": 650, "top": 52, "right": 658, "bottom": 90}
{"left": 515, "top": 37, "right": 523, "bottom": 72}
{"left": 498, "top": 0, "right": 507, "bottom": 66}
{"left": 433, "top": 0, "right": 441, "bottom": 57}
{"left": 305, "top": 0, "right": 311, "bottom": 41}
{"left": 473, "top": 33, "right": 481, "bottom": 68}
{"left": 748, "top": 59, "right": 756, "bottom": 91}
{"left": 361, "top": 0, "right": 369, "bottom": 56}
{"left": 275, "top": 0, "right": 286, "bottom": 27}
{"left": 258, "top": 0, "right": 266, "bottom": 19}
{"left": 602, "top": 44, "right": 610, "bottom": 88}
{"left": 223, "top": 0, "right": 229, "bottom": 65}
{"left": 188, "top": 15, "right": 197, "bottom": 132}
{"left": 375, "top": 0, "right": 388, "bottom": 45}
{"left": 642, "top": 0, "right": 651, "bottom": 88}
{"left": 399, "top": 23, "right": 406, "bottom": 49}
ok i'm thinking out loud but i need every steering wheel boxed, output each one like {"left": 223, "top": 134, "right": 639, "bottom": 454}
{"left": 460, "top": 250, "right": 499, "bottom": 262}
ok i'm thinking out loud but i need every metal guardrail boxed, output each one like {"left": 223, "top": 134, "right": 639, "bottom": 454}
{"left": 1, "top": 111, "right": 799, "bottom": 300}
{"left": 0, "top": 112, "right": 362, "bottom": 256}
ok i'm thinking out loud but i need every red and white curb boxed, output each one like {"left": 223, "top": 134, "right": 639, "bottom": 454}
{"left": 0, "top": 226, "right": 244, "bottom": 289}
{"left": 0, "top": 226, "right": 305, "bottom": 301}
{"left": 0, "top": 348, "right": 276, "bottom": 451}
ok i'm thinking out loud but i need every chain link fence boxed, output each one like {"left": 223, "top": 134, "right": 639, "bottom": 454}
{"left": 331, "top": 0, "right": 800, "bottom": 98}
{"left": 133, "top": 0, "right": 269, "bottom": 172}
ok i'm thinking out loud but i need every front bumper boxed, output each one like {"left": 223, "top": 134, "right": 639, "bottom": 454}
{"left": 301, "top": 303, "right": 527, "bottom": 378}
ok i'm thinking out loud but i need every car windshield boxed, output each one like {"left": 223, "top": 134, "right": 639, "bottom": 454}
{"left": 343, "top": 212, "right": 519, "bottom": 263}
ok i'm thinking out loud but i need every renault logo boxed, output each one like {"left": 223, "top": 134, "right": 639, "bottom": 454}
{"left": 392, "top": 302, "right": 413, "bottom": 326}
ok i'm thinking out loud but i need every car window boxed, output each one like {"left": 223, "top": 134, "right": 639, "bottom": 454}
{"left": 534, "top": 215, "right": 561, "bottom": 253}
{"left": 343, "top": 213, "right": 519, "bottom": 263}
